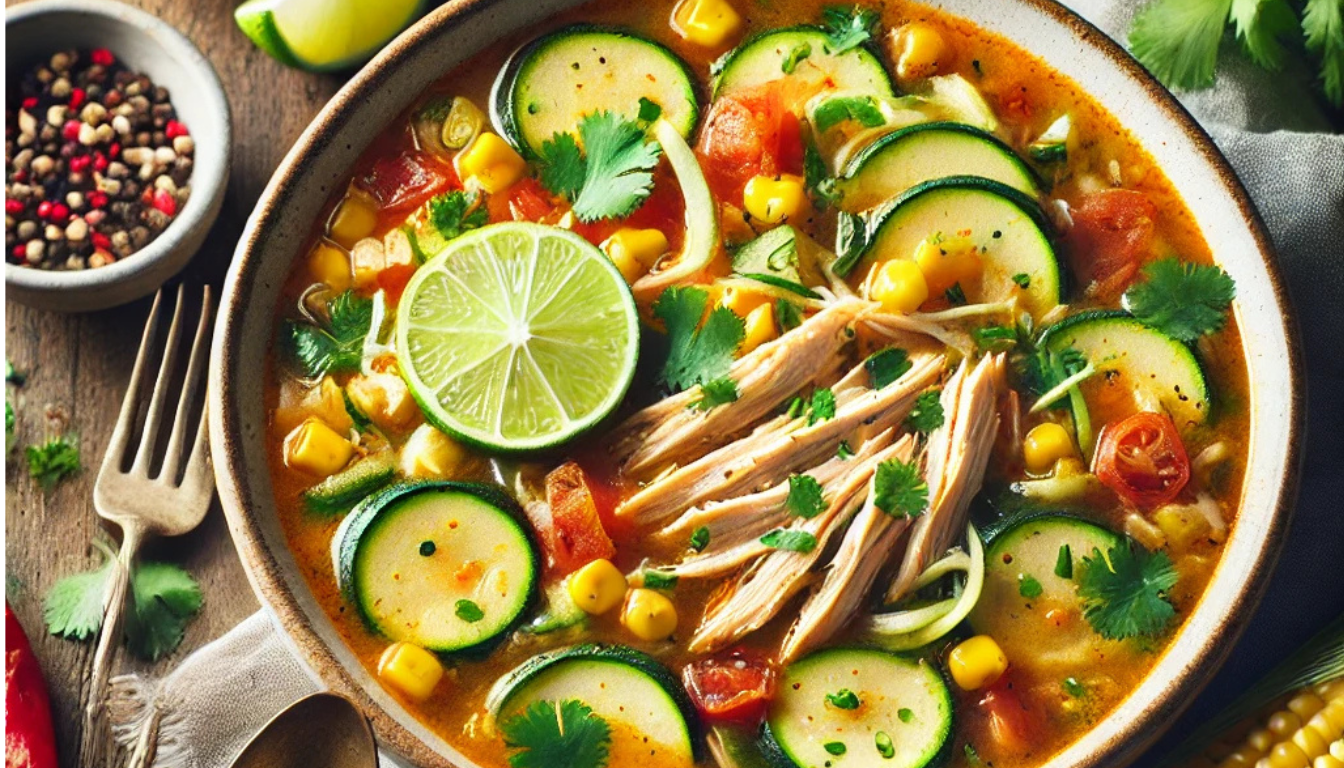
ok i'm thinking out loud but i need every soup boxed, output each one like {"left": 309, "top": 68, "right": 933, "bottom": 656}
{"left": 265, "top": 1, "right": 1250, "bottom": 767}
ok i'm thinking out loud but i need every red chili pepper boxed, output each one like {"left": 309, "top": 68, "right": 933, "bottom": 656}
{"left": 5, "top": 199, "right": 24, "bottom": 215}
{"left": 69, "top": 87, "right": 86, "bottom": 110}
{"left": 68, "top": 155, "right": 91, "bottom": 174}
{"left": 90, "top": 48, "right": 115, "bottom": 66}
{"left": 152, "top": 189, "right": 176, "bottom": 216}
{"left": 88, "top": 191, "right": 108, "bottom": 209}
{"left": 62, "top": 120, "right": 82, "bottom": 142}
{"left": 21, "top": 96, "right": 38, "bottom": 110}
{"left": 165, "top": 120, "right": 189, "bottom": 139}
{"left": 92, "top": 232, "right": 111, "bottom": 249}
{"left": 5, "top": 604, "right": 59, "bottom": 768}
{"left": 49, "top": 203, "right": 70, "bottom": 222}
{"left": 36, "top": 201, "right": 52, "bottom": 219}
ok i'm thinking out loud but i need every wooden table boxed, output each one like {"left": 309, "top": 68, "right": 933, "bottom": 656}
{"left": 5, "top": 1, "right": 344, "bottom": 762}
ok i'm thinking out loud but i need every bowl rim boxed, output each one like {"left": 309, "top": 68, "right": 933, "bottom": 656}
{"left": 4, "top": 0, "right": 232, "bottom": 299}
{"left": 209, "top": 0, "right": 1306, "bottom": 766}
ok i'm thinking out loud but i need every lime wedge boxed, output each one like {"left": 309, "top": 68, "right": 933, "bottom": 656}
{"left": 396, "top": 222, "right": 640, "bottom": 453}
{"left": 234, "top": 0, "right": 424, "bottom": 72}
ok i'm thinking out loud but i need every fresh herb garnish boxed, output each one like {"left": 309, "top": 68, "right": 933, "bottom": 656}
{"left": 974, "top": 325, "right": 1018, "bottom": 353}
{"left": 427, "top": 189, "right": 488, "bottom": 240}
{"left": 689, "top": 526, "right": 711, "bottom": 552}
{"left": 873, "top": 458, "right": 928, "bottom": 518}
{"left": 1076, "top": 543, "right": 1178, "bottom": 640}
{"left": 786, "top": 474, "right": 827, "bottom": 519}
{"left": 1019, "top": 344, "right": 1088, "bottom": 406}
{"left": 821, "top": 6, "right": 880, "bottom": 54}
{"left": 6, "top": 360, "right": 26, "bottom": 385}
{"left": 760, "top": 529, "right": 819, "bottom": 553}
{"left": 807, "top": 387, "right": 836, "bottom": 425}
{"left": 536, "top": 110, "right": 662, "bottom": 222}
{"left": 44, "top": 538, "right": 115, "bottom": 641}
{"left": 1018, "top": 573, "right": 1044, "bottom": 599}
{"left": 1122, "top": 257, "right": 1237, "bottom": 342}
{"left": 419, "top": 541, "right": 437, "bottom": 557}
{"left": 826, "top": 688, "right": 861, "bottom": 709}
{"left": 637, "top": 97, "right": 662, "bottom": 123}
{"left": 1055, "top": 544, "right": 1074, "bottom": 579}
{"left": 865, "top": 348, "right": 912, "bottom": 389}
{"left": 898, "top": 707, "right": 914, "bottom": 723}
{"left": 1012, "top": 272, "right": 1032, "bottom": 289}
{"left": 804, "top": 140, "right": 840, "bottom": 208}
{"left": 776, "top": 298, "right": 805, "bottom": 331}
{"left": 655, "top": 286, "right": 745, "bottom": 394}
{"left": 786, "top": 396, "right": 806, "bottom": 420}
{"left": 500, "top": 699, "right": 612, "bottom": 768}
{"left": 782, "top": 43, "right": 813, "bottom": 73}
{"left": 690, "top": 377, "right": 740, "bottom": 411}
{"left": 812, "top": 96, "right": 886, "bottom": 133}
{"left": 905, "top": 390, "right": 945, "bottom": 434}
{"left": 285, "top": 289, "right": 373, "bottom": 378}
{"left": 824, "top": 741, "right": 848, "bottom": 756}
{"left": 455, "top": 599, "right": 485, "bottom": 623}
{"left": 643, "top": 570, "right": 679, "bottom": 590}
{"left": 875, "top": 731, "right": 895, "bottom": 759}
{"left": 965, "top": 743, "right": 983, "bottom": 765}
{"left": 944, "top": 282, "right": 967, "bottom": 305}
{"left": 26, "top": 434, "right": 81, "bottom": 490}
{"left": 1063, "top": 677, "right": 1086, "bottom": 697}
{"left": 837, "top": 440, "right": 855, "bottom": 460}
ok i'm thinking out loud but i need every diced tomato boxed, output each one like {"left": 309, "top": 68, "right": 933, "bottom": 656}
{"left": 696, "top": 85, "right": 807, "bottom": 204}
{"left": 682, "top": 649, "right": 777, "bottom": 724}
{"left": 1092, "top": 411, "right": 1191, "bottom": 509}
{"left": 358, "top": 152, "right": 454, "bottom": 211}
{"left": 1064, "top": 189, "right": 1157, "bottom": 298}
{"left": 529, "top": 462, "right": 617, "bottom": 575}
{"left": 977, "top": 673, "right": 1041, "bottom": 754}
{"left": 506, "top": 177, "right": 558, "bottom": 222}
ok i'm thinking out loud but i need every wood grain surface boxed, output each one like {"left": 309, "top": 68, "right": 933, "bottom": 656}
{"left": 5, "top": 1, "right": 342, "bottom": 762}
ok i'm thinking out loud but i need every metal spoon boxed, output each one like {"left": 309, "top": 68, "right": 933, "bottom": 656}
{"left": 228, "top": 692, "right": 378, "bottom": 768}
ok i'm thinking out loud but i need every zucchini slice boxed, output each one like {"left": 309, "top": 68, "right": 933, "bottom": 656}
{"left": 492, "top": 25, "right": 699, "bottom": 157}
{"left": 520, "top": 580, "right": 587, "bottom": 635}
{"left": 731, "top": 226, "right": 823, "bottom": 298}
{"left": 303, "top": 452, "right": 397, "bottom": 514}
{"left": 1040, "top": 311, "right": 1211, "bottom": 427}
{"left": 333, "top": 481, "right": 538, "bottom": 654}
{"left": 848, "top": 176, "right": 1061, "bottom": 316}
{"left": 968, "top": 514, "right": 1124, "bottom": 671}
{"left": 836, "top": 122, "right": 1041, "bottom": 212}
{"left": 488, "top": 644, "right": 699, "bottom": 763}
{"left": 764, "top": 648, "right": 952, "bottom": 768}
{"left": 713, "top": 27, "right": 894, "bottom": 100}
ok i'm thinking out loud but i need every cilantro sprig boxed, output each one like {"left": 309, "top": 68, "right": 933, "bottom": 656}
{"left": 760, "top": 529, "right": 819, "bottom": 553}
{"left": 655, "top": 286, "right": 745, "bottom": 394}
{"left": 873, "top": 458, "right": 928, "bottom": 518}
{"left": 501, "top": 699, "right": 612, "bottom": 768}
{"left": 865, "top": 348, "right": 912, "bottom": 389}
{"left": 1076, "top": 543, "right": 1179, "bottom": 640}
{"left": 821, "top": 6, "right": 880, "bottom": 54}
{"left": 786, "top": 474, "right": 827, "bottom": 518}
{"left": 285, "top": 290, "right": 374, "bottom": 378}
{"left": 905, "top": 390, "right": 945, "bottom": 434}
{"left": 26, "top": 434, "right": 81, "bottom": 490}
{"left": 690, "top": 377, "right": 740, "bottom": 411}
{"left": 537, "top": 111, "right": 662, "bottom": 222}
{"left": 1122, "top": 257, "right": 1236, "bottom": 342}
{"left": 428, "top": 189, "right": 488, "bottom": 240}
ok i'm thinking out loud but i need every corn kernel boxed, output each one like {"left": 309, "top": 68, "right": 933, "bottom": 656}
{"left": 1320, "top": 680, "right": 1344, "bottom": 702}
{"left": 1274, "top": 712, "right": 1307, "bottom": 739}
{"left": 378, "top": 642, "right": 444, "bottom": 703}
{"left": 1313, "top": 754, "right": 1344, "bottom": 768}
{"left": 1320, "top": 701, "right": 1344, "bottom": 732}
{"left": 308, "top": 241, "right": 352, "bottom": 292}
{"left": 346, "top": 373, "right": 418, "bottom": 430}
{"left": 602, "top": 228, "right": 667, "bottom": 283}
{"left": 718, "top": 285, "right": 772, "bottom": 317}
{"left": 1306, "top": 713, "right": 1338, "bottom": 744}
{"left": 671, "top": 0, "right": 743, "bottom": 48}
{"left": 1292, "top": 695, "right": 1329, "bottom": 722}
{"left": 868, "top": 259, "right": 929, "bottom": 314}
{"left": 890, "top": 22, "right": 951, "bottom": 83}
{"left": 328, "top": 193, "right": 379, "bottom": 248}
{"left": 743, "top": 174, "right": 806, "bottom": 225}
{"left": 1268, "top": 742, "right": 1311, "bottom": 768}
{"left": 913, "top": 236, "right": 981, "bottom": 294}
{"left": 456, "top": 132, "right": 526, "bottom": 194}
{"left": 1249, "top": 731, "right": 1279, "bottom": 754}
{"left": 284, "top": 417, "right": 355, "bottom": 477}
{"left": 567, "top": 559, "right": 628, "bottom": 615}
{"left": 622, "top": 588, "right": 678, "bottom": 641}
{"left": 1295, "top": 727, "right": 1330, "bottom": 760}
{"left": 1024, "top": 422, "right": 1077, "bottom": 475}
{"left": 948, "top": 635, "right": 1008, "bottom": 691}
{"left": 739, "top": 304, "right": 778, "bottom": 355}
{"left": 1219, "top": 751, "right": 1259, "bottom": 768}
{"left": 1333, "top": 741, "right": 1344, "bottom": 761}
{"left": 400, "top": 423, "right": 467, "bottom": 478}
{"left": 1154, "top": 504, "right": 1213, "bottom": 553}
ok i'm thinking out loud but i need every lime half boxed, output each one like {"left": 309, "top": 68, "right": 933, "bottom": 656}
{"left": 234, "top": 0, "right": 424, "bottom": 72}
{"left": 396, "top": 222, "right": 640, "bottom": 453}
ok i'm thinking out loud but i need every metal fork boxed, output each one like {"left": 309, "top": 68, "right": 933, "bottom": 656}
{"left": 80, "top": 285, "right": 216, "bottom": 767}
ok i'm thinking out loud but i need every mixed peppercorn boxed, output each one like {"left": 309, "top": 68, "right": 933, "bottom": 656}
{"left": 5, "top": 48, "right": 193, "bottom": 271}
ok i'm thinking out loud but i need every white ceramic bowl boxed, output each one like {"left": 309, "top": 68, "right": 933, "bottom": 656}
{"left": 5, "top": 0, "right": 230, "bottom": 312}
{"left": 209, "top": 1, "right": 1305, "bottom": 766}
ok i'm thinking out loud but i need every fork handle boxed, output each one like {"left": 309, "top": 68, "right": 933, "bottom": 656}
{"left": 80, "top": 525, "right": 143, "bottom": 768}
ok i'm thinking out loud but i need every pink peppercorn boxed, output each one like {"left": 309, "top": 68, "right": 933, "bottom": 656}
{"left": 165, "top": 120, "right": 189, "bottom": 139}
{"left": 152, "top": 189, "right": 176, "bottom": 216}
{"left": 69, "top": 155, "right": 91, "bottom": 174}
{"left": 91, "top": 232, "right": 111, "bottom": 249}
{"left": 62, "top": 120, "right": 82, "bottom": 142}
{"left": 90, "top": 48, "right": 115, "bottom": 66}
{"left": 21, "top": 97, "right": 37, "bottom": 110}
{"left": 88, "top": 191, "right": 108, "bottom": 209}
{"left": 93, "top": 152, "right": 108, "bottom": 172}
{"left": 12, "top": 169, "right": 27, "bottom": 183}
{"left": 13, "top": 245, "right": 27, "bottom": 260}
{"left": 5, "top": 199, "right": 24, "bottom": 215}
{"left": 69, "top": 87, "right": 86, "bottom": 110}
{"left": 50, "top": 203, "right": 71, "bottom": 221}
{"left": 36, "top": 201, "right": 52, "bottom": 219}
{"left": 109, "top": 142, "right": 120, "bottom": 158}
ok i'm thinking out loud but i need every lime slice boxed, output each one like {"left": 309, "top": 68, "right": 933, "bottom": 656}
{"left": 396, "top": 222, "right": 640, "bottom": 453}
{"left": 234, "top": 0, "right": 423, "bottom": 72}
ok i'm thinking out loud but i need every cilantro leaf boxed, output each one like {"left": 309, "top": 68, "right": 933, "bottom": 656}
{"left": 804, "top": 141, "right": 840, "bottom": 209}
{"left": 1019, "top": 344, "right": 1087, "bottom": 405}
{"left": 124, "top": 561, "right": 203, "bottom": 661}
{"left": 1122, "top": 257, "right": 1236, "bottom": 342}
{"left": 782, "top": 43, "right": 813, "bottom": 73}
{"left": 865, "top": 348, "right": 912, "bottom": 389}
{"left": 905, "top": 390, "right": 945, "bottom": 434}
{"left": 637, "top": 97, "right": 662, "bottom": 123}
{"left": 812, "top": 96, "right": 886, "bottom": 133}
{"left": 786, "top": 474, "right": 827, "bottom": 519}
{"left": 655, "top": 287, "right": 745, "bottom": 393}
{"left": 691, "top": 377, "right": 740, "bottom": 411}
{"left": 807, "top": 388, "right": 836, "bottom": 425}
{"left": 643, "top": 570, "right": 679, "bottom": 590}
{"left": 1231, "top": 0, "right": 1300, "bottom": 70}
{"left": 824, "top": 742, "right": 847, "bottom": 755}
{"left": 1011, "top": 273, "right": 1031, "bottom": 289}
{"left": 873, "top": 459, "right": 928, "bottom": 518}
{"left": 428, "top": 190, "right": 488, "bottom": 240}
{"left": 44, "top": 540, "right": 114, "bottom": 641}
{"left": 776, "top": 299, "right": 804, "bottom": 331}
{"left": 690, "top": 526, "right": 711, "bottom": 552}
{"left": 26, "top": 435, "right": 81, "bottom": 490}
{"left": 826, "top": 689, "right": 860, "bottom": 709}
{"left": 1303, "top": 0, "right": 1344, "bottom": 107}
{"left": 1063, "top": 677, "right": 1086, "bottom": 697}
{"left": 974, "top": 325, "right": 1018, "bottom": 353}
{"left": 549, "top": 111, "right": 663, "bottom": 222}
{"left": 455, "top": 599, "right": 485, "bottom": 623}
{"left": 1076, "top": 543, "right": 1178, "bottom": 640}
{"left": 501, "top": 699, "right": 612, "bottom": 768}
{"left": 1018, "top": 573, "right": 1044, "bottom": 598}
{"left": 285, "top": 290, "right": 373, "bottom": 378}
{"left": 821, "top": 6, "right": 879, "bottom": 54}
{"left": 837, "top": 440, "right": 855, "bottom": 460}
{"left": 945, "top": 283, "right": 968, "bottom": 305}
{"left": 760, "top": 529, "right": 819, "bottom": 552}
{"left": 1056, "top": 544, "right": 1074, "bottom": 579}
{"left": 1129, "top": 0, "right": 1234, "bottom": 90}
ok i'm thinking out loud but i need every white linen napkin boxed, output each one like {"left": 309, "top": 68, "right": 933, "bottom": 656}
{"left": 109, "top": 3, "right": 1344, "bottom": 766}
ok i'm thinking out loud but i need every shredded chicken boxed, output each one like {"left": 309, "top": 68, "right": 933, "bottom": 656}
{"left": 884, "top": 354, "right": 1006, "bottom": 603}
{"left": 608, "top": 299, "right": 874, "bottom": 476}
{"left": 615, "top": 353, "right": 945, "bottom": 528}
{"left": 864, "top": 311, "right": 974, "bottom": 356}
{"left": 687, "top": 436, "right": 918, "bottom": 654}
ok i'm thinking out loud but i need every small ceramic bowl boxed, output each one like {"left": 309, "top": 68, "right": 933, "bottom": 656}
{"left": 5, "top": 0, "right": 230, "bottom": 312}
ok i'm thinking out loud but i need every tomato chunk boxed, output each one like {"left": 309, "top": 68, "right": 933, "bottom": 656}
{"left": 528, "top": 462, "right": 617, "bottom": 575}
{"left": 357, "top": 151, "right": 453, "bottom": 211}
{"left": 1093, "top": 411, "right": 1191, "bottom": 509}
{"left": 1064, "top": 189, "right": 1157, "bottom": 299}
{"left": 976, "top": 673, "right": 1041, "bottom": 754}
{"left": 505, "top": 177, "right": 558, "bottom": 223}
{"left": 697, "top": 85, "right": 806, "bottom": 204}
{"left": 682, "top": 649, "right": 777, "bottom": 724}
